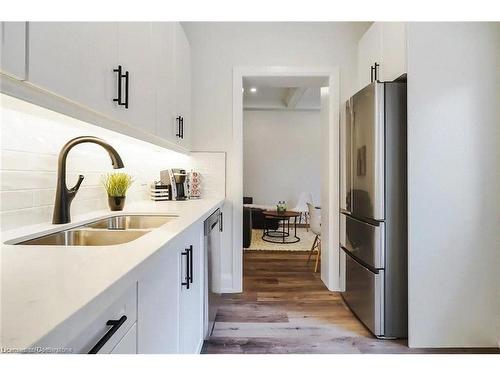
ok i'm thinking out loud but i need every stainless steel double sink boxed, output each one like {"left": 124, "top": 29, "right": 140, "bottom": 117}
{"left": 14, "top": 215, "right": 177, "bottom": 246}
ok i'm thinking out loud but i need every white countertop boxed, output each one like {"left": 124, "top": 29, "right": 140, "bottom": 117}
{"left": 0, "top": 197, "right": 224, "bottom": 349}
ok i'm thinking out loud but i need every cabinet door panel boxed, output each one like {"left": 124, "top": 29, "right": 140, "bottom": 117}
{"left": 116, "top": 22, "right": 155, "bottom": 135}
{"left": 153, "top": 22, "right": 176, "bottom": 142}
{"left": 179, "top": 223, "right": 204, "bottom": 353}
{"left": 173, "top": 23, "right": 191, "bottom": 149}
{"left": 138, "top": 240, "right": 180, "bottom": 353}
{"left": 0, "top": 22, "right": 26, "bottom": 79}
{"left": 358, "top": 23, "right": 382, "bottom": 91}
{"left": 110, "top": 323, "right": 137, "bottom": 354}
{"left": 28, "top": 22, "right": 118, "bottom": 118}
{"left": 381, "top": 22, "right": 407, "bottom": 82}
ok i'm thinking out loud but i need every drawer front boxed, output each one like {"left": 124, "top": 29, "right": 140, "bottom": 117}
{"left": 66, "top": 283, "right": 138, "bottom": 354}
{"left": 342, "top": 249, "right": 384, "bottom": 336}
{"left": 340, "top": 213, "right": 384, "bottom": 269}
{"left": 110, "top": 322, "right": 137, "bottom": 354}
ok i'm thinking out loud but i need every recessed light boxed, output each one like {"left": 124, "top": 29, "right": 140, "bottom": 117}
{"left": 242, "top": 88, "right": 245, "bottom": 93}
{"left": 250, "top": 87, "right": 257, "bottom": 93}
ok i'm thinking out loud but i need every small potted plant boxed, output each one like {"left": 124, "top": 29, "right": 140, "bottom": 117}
{"left": 101, "top": 172, "right": 134, "bottom": 211}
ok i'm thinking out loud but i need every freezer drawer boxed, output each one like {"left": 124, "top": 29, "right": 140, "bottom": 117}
{"left": 340, "top": 213, "right": 384, "bottom": 269}
{"left": 342, "top": 249, "right": 384, "bottom": 337}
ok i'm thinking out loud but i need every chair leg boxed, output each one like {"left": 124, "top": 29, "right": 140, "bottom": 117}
{"left": 314, "top": 240, "right": 321, "bottom": 273}
{"left": 305, "top": 213, "right": 309, "bottom": 232}
{"left": 307, "top": 234, "right": 318, "bottom": 264}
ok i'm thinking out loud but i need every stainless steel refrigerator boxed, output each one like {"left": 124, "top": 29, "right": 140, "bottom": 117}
{"left": 340, "top": 81, "right": 407, "bottom": 338}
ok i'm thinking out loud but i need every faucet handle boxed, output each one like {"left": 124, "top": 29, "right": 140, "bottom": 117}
{"left": 70, "top": 175, "right": 84, "bottom": 193}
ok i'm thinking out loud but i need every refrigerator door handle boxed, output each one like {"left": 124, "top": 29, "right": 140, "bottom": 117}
{"left": 348, "top": 105, "right": 354, "bottom": 213}
{"left": 341, "top": 98, "right": 354, "bottom": 214}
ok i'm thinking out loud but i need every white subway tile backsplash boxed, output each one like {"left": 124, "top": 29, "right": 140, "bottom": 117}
{"left": 1, "top": 150, "right": 57, "bottom": 171}
{"left": 0, "top": 170, "right": 57, "bottom": 190}
{"left": 32, "top": 189, "right": 56, "bottom": 207}
{"left": 1, "top": 94, "right": 225, "bottom": 232}
{"left": 0, "top": 206, "right": 53, "bottom": 231}
{"left": 191, "top": 152, "right": 226, "bottom": 199}
{"left": 0, "top": 191, "right": 34, "bottom": 211}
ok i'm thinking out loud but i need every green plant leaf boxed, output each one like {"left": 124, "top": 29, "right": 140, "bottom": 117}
{"left": 101, "top": 173, "right": 134, "bottom": 197}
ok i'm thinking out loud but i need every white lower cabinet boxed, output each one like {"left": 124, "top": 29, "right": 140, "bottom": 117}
{"left": 110, "top": 323, "right": 137, "bottom": 354}
{"left": 137, "top": 236, "right": 181, "bottom": 354}
{"left": 137, "top": 221, "right": 205, "bottom": 354}
{"left": 33, "top": 282, "right": 137, "bottom": 354}
{"left": 179, "top": 222, "right": 204, "bottom": 353}
{"left": 33, "top": 219, "right": 206, "bottom": 354}
{"left": 77, "top": 283, "right": 138, "bottom": 354}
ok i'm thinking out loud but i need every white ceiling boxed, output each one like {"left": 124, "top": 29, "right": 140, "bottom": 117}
{"left": 243, "top": 76, "right": 324, "bottom": 111}
{"left": 243, "top": 76, "right": 327, "bottom": 88}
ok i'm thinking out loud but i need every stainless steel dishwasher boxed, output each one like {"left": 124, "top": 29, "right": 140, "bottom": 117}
{"left": 204, "top": 208, "right": 222, "bottom": 338}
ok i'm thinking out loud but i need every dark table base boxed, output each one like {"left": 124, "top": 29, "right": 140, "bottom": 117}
{"left": 262, "top": 216, "right": 300, "bottom": 244}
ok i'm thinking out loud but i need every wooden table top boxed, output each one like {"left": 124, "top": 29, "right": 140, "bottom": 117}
{"left": 263, "top": 210, "right": 301, "bottom": 218}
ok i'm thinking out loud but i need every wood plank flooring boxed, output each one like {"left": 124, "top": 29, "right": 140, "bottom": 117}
{"left": 202, "top": 251, "right": 499, "bottom": 354}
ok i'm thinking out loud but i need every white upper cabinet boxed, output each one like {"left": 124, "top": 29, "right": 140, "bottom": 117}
{"left": 152, "top": 22, "right": 177, "bottom": 143}
{"left": 115, "top": 23, "right": 156, "bottom": 135}
{"left": 172, "top": 23, "right": 191, "bottom": 149}
{"left": 0, "top": 22, "right": 27, "bottom": 80}
{"left": 358, "top": 22, "right": 382, "bottom": 90}
{"left": 28, "top": 22, "right": 119, "bottom": 119}
{"left": 24, "top": 22, "right": 191, "bottom": 151}
{"left": 380, "top": 22, "right": 407, "bottom": 82}
{"left": 358, "top": 22, "right": 407, "bottom": 91}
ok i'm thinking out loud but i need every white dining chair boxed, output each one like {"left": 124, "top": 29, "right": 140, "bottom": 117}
{"left": 291, "top": 192, "right": 313, "bottom": 231}
{"left": 306, "top": 202, "right": 321, "bottom": 272}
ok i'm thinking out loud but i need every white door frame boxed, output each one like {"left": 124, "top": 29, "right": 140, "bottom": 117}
{"left": 232, "top": 66, "right": 341, "bottom": 292}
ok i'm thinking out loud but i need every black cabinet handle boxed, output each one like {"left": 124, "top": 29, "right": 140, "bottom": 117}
{"left": 219, "top": 211, "right": 223, "bottom": 232}
{"left": 113, "top": 65, "right": 123, "bottom": 105}
{"left": 374, "top": 62, "right": 380, "bottom": 81}
{"left": 181, "top": 249, "right": 190, "bottom": 289}
{"left": 176, "top": 116, "right": 182, "bottom": 138}
{"left": 124, "top": 70, "right": 129, "bottom": 109}
{"left": 188, "top": 245, "right": 193, "bottom": 284}
{"left": 176, "top": 116, "right": 184, "bottom": 139}
{"left": 182, "top": 117, "right": 185, "bottom": 139}
{"left": 88, "top": 315, "right": 127, "bottom": 354}
{"left": 370, "top": 65, "right": 375, "bottom": 83}
{"left": 113, "top": 66, "right": 129, "bottom": 108}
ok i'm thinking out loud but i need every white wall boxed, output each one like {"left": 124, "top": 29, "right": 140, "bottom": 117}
{"left": 243, "top": 110, "right": 321, "bottom": 207}
{"left": 407, "top": 22, "right": 500, "bottom": 348}
{"left": 0, "top": 94, "right": 193, "bottom": 232}
{"left": 183, "top": 22, "right": 370, "bottom": 291}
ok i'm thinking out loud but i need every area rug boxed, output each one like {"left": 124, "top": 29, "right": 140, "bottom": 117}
{"left": 246, "top": 227, "right": 316, "bottom": 251}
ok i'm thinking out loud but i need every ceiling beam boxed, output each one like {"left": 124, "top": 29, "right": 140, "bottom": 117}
{"left": 283, "top": 87, "right": 307, "bottom": 109}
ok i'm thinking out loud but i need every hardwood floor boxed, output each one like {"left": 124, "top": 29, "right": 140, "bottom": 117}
{"left": 202, "top": 251, "right": 499, "bottom": 354}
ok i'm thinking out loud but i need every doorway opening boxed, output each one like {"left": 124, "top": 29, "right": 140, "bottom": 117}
{"left": 231, "top": 67, "right": 341, "bottom": 293}
{"left": 242, "top": 76, "right": 322, "bottom": 261}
